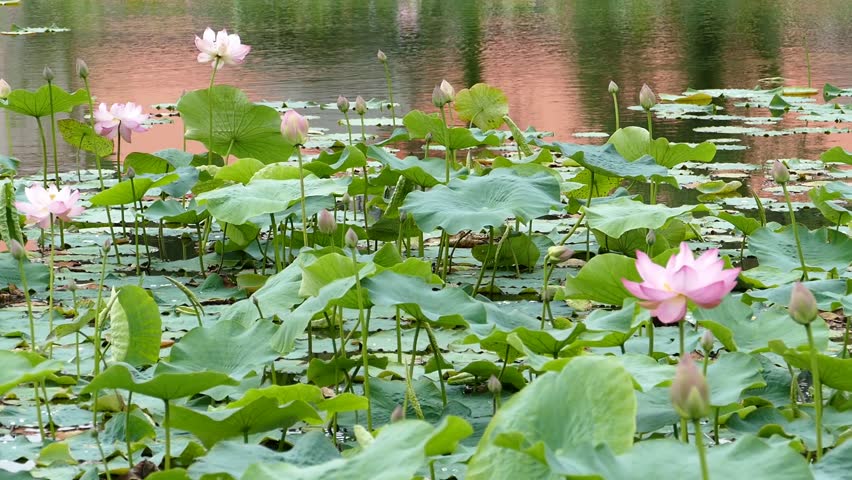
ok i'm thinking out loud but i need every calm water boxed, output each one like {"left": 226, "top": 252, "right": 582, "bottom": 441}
{"left": 1, "top": 0, "right": 852, "bottom": 182}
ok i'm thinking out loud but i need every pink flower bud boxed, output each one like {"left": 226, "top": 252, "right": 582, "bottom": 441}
{"left": 487, "top": 375, "right": 502, "bottom": 395}
{"left": 700, "top": 330, "right": 715, "bottom": 354}
{"left": 670, "top": 356, "right": 710, "bottom": 420}
{"left": 440, "top": 80, "right": 455, "bottom": 102}
{"left": 8, "top": 239, "right": 26, "bottom": 261}
{"left": 337, "top": 95, "right": 350, "bottom": 113}
{"left": 126, "top": 167, "right": 136, "bottom": 179}
{"left": 280, "top": 110, "right": 309, "bottom": 146}
{"left": 344, "top": 227, "right": 358, "bottom": 249}
{"left": 103, "top": 238, "right": 112, "bottom": 254}
{"left": 377, "top": 50, "right": 387, "bottom": 63}
{"left": 355, "top": 96, "right": 368, "bottom": 116}
{"left": 546, "top": 246, "right": 574, "bottom": 263}
{"left": 390, "top": 405, "right": 405, "bottom": 423}
{"left": 608, "top": 80, "right": 619, "bottom": 94}
{"left": 771, "top": 160, "right": 790, "bottom": 184}
{"left": 317, "top": 209, "right": 337, "bottom": 235}
{"left": 639, "top": 84, "right": 656, "bottom": 111}
{"left": 76, "top": 59, "right": 89, "bottom": 79}
{"left": 0, "top": 79, "right": 11, "bottom": 99}
{"left": 788, "top": 282, "right": 818, "bottom": 325}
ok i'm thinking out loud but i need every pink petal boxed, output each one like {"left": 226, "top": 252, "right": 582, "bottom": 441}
{"left": 634, "top": 251, "right": 666, "bottom": 284}
{"left": 652, "top": 296, "right": 687, "bottom": 324}
{"left": 622, "top": 279, "right": 647, "bottom": 299}
{"left": 638, "top": 283, "right": 679, "bottom": 302}
{"left": 684, "top": 280, "right": 732, "bottom": 308}
{"left": 667, "top": 242, "right": 694, "bottom": 271}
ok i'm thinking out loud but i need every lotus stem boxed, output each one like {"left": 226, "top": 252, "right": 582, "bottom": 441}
{"left": 129, "top": 178, "right": 141, "bottom": 276}
{"left": 163, "top": 400, "right": 172, "bottom": 469}
{"left": 713, "top": 407, "right": 720, "bottom": 445}
{"left": 805, "top": 324, "right": 823, "bottom": 461}
{"left": 646, "top": 110, "right": 653, "bottom": 139}
{"left": 35, "top": 117, "right": 49, "bottom": 187}
{"left": 116, "top": 133, "right": 128, "bottom": 236}
{"left": 32, "top": 384, "right": 45, "bottom": 440}
{"left": 541, "top": 258, "right": 553, "bottom": 329}
{"left": 787, "top": 363, "right": 800, "bottom": 417}
{"left": 693, "top": 419, "right": 710, "bottom": 480}
{"left": 382, "top": 60, "right": 397, "bottom": 127}
{"left": 359, "top": 112, "right": 366, "bottom": 142}
{"left": 350, "top": 246, "right": 372, "bottom": 429}
{"left": 842, "top": 313, "right": 850, "bottom": 359}
{"left": 47, "top": 218, "right": 57, "bottom": 357}
{"left": 343, "top": 110, "right": 353, "bottom": 144}
{"left": 16, "top": 253, "right": 36, "bottom": 352}
{"left": 269, "top": 214, "right": 281, "bottom": 273}
{"left": 440, "top": 106, "right": 451, "bottom": 184}
{"left": 488, "top": 226, "right": 512, "bottom": 297}
{"left": 45, "top": 79, "right": 60, "bottom": 186}
{"left": 473, "top": 227, "right": 494, "bottom": 293}
{"left": 585, "top": 172, "right": 594, "bottom": 260}
{"left": 126, "top": 391, "right": 134, "bottom": 468}
{"left": 423, "top": 322, "right": 448, "bottom": 408}
{"left": 223, "top": 138, "right": 235, "bottom": 162}
{"left": 781, "top": 183, "right": 809, "bottom": 281}
{"left": 207, "top": 58, "right": 220, "bottom": 165}
{"left": 558, "top": 211, "right": 585, "bottom": 246}
{"left": 647, "top": 319, "right": 655, "bottom": 357}
{"left": 40, "top": 381, "right": 56, "bottom": 439}
{"left": 295, "top": 147, "right": 310, "bottom": 248}
{"left": 396, "top": 306, "right": 403, "bottom": 363}
{"left": 218, "top": 223, "right": 228, "bottom": 274}
{"left": 611, "top": 92, "right": 620, "bottom": 131}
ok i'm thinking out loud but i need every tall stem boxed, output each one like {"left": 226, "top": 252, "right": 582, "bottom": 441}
{"left": 125, "top": 392, "right": 134, "bottom": 468}
{"left": 36, "top": 117, "right": 49, "bottom": 187}
{"left": 351, "top": 248, "right": 372, "bottom": 430}
{"left": 295, "top": 147, "right": 309, "bottom": 248}
{"left": 646, "top": 110, "right": 653, "bottom": 138}
{"left": 611, "top": 92, "right": 620, "bottom": 131}
{"left": 207, "top": 58, "right": 220, "bottom": 165}
{"left": 647, "top": 319, "right": 655, "bottom": 356}
{"left": 806, "top": 324, "right": 823, "bottom": 461}
{"left": 116, "top": 134, "right": 128, "bottom": 236}
{"left": 129, "top": 178, "right": 141, "bottom": 276}
{"left": 440, "top": 106, "right": 451, "bottom": 184}
{"left": 163, "top": 400, "right": 172, "bottom": 469}
{"left": 47, "top": 218, "right": 56, "bottom": 357}
{"left": 46, "top": 80, "right": 60, "bottom": 185}
{"left": 693, "top": 419, "right": 710, "bottom": 480}
{"left": 17, "top": 256, "right": 36, "bottom": 353}
{"left": 424, "top": 322, "right": 448, "bottom": 408}
{"left": 473, "top": 227, "right": 494, "bottom": 293}
{"left": 541, "top": 260, "right": 552, "bottom": 329}
{"left": 382, "top": 62, "right": 396, "bottom": 127}
{"left": 585, "top": 171, "right": 594, "bottom": 261}
{"left": 781, "top": 183, "right": 809, "bottom": 281}
{"left": 343, "top": 111, "right": 353, "bottom": 144}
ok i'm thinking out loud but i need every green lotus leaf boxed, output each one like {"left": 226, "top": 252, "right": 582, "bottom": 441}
{"left": 454, "top": 83, "right": 509, "bottom": 130}
{"left": 167, "top": 320, "right": 279, "bottom": 378}
{"left": 584, "top": 197, "right": 705, "bottom": 238}
{"left": 748, "top": 225, "right": 852, "bottom": 273}
{"left": 81, "top": 363, "right": 237, "bottom": 400}
{"left": 608, "top": 126, "right": 717, "bottom": 168}
{"left": 0, "top": 351, "right": 64, "bottom": 395}
{"left": 108, "top": 285, "right": 163, "bottom": 367}
{"left": 57, "top": 119, "right": 114, "bottom": 158}
{"left": 1, "top": 84, "right": 87, "bottom": 118}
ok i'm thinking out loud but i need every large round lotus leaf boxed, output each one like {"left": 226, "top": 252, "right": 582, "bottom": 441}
{"left": 0, "top": 351, "right": 64, "bottom": 395}
{"left": 177, "top": 85, "right": 293, "bottom": 164}
{"left": 108, "top": 285, "right": 163, "bottom": 367}
{"left": 466, "top": 356, "right": 637, "bottom": 480}
{"left": 167, "top": 320, "right": 279, "bottom": 378}
{"left": 748, "top": 225, "right": 852, "bottom": 273}
{"left": 607, "top": 126, "right": 717, "bottom": 168}
{"left": 584, "top": 197, "right": 705, "bottom": 238}
{"left": 402, "top": 169, "right": 561, "bottom": 235}
{"left": 454, "top": 83, "right": 509, "bottom": 130}
{"left": 81, "top": 363, "right": 237, "bottom": 400}
{"left": 1, "top": 84, "right": 88, "bottom": 118}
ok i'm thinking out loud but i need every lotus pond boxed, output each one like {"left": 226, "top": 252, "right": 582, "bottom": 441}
{"left": 1, "top": 7, "right": 852, "bottom": 480}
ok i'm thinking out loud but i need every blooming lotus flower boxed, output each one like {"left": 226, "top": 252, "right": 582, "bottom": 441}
{"left": 280, "top": 110, "right": 309, "bottom": 146}
{"left": 15, "top": 183, "right": 85, "bottom": 229}
{"left": 622, "top": 242, "right": 740, "bottom": 324}
{"left": 195, "top": 27, "right": 251, "bottom": 70}
{"left": 94, "top": 102, "right": 148, "bottom": 143}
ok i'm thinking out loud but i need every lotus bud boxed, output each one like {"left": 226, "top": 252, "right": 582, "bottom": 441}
{"left": 670, "top": 356, "right": 710, "bottom": 420}
{"left": 377, "top": 50, "right": 387, "bottom": 63}
{"left": 67, "top": 281, "right": 78, "bottom": 292}
{"left": 440, "top": 80, "right": 455, "bottom": 102}
{"left": 336, "top": 95, "right": 350, "bottom": 113}
{"left": 487, "top": 375, "right": 502, "bottom": 395}
{"left": 546, "top": 245, "right": 574, "bottom": 263}
{"left": 0, "top": 79, "right": 11, "bottom": 99}
{"left": 353, "top": 424, "right": 374, "bottom": 448}
{"left": 424, "top": 132, "right": 433, "bottom": 143}
{"left": 76, "top": 59, "right": 89, "bottom": 79}
{"left": 700, "top": 330, "right": 715, "bottom": 354}
{"left": 102, "top": 238, "right": 112, "bottom": 254}
{"left": 8, "top": 239, "right": 26, "bottom": 261}
{"left": 390, "top": 404, "right": 405, "bottom": 423}
{"left": 788, "top": 282, "right": 818, "bottom": 325}
{"left": 317, "top": 209, "right": 336, "bottom": 235}
{"left": 280, "top": 110, "right": 309, "bottom": 146}
{"left": 639, "top": 84, "right": 656, "bottom": 111}
{"left": 645, "top": 229, "right": 656, "bottom": 246}
{"left": 771, "top": 160, "right": 790, "bottom": 184}
{"left": 344, "top": 227, "right": 358, "bottom": 249}
{"left": 125, "top": 167, "right": 136, "bottom": 179}
{"left": 354, "top": 96, "right": 368, "bottom": 116}
{"left": 43, "top": 66, "right": 54, "bottom": 82}
{"left": 608, "top": 80, "right": 619, "bottom": 94}
{"left": 432, "top": 84, "right": 448, "bottom": 108}
{"left": 341, "top": 191, "right": 351, "bottom": 207}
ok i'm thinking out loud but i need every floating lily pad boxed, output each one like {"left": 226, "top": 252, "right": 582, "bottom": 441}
{"left": 0, "top": 24, "right": 69, "bottom": 35}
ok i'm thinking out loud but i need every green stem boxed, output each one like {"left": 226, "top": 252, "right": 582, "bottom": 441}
{"left": 585, "top": 172, "right": 594, "bottom": 260}
{"left": 40, "top": 381, "right": 56, "bottom": 439}
{"left": 17, "top": 255, "right": 36, "bottom": 352}
{"left": 611, "top": 92, "right": 620, "bottom": 131}
{"left": 362, "top": 166, "right": 370, "bottom": 254}
{"left": 473, "top": 227, "right": 494, "bottom": 293}
{"left": 47, "top": 218, "right": 56, "bottom": 357}
{"left": 126, "top": 392, "right": 134, "bottom": 468}
{"left": 424, "top": 322, "right": 448, "bottom": 408}
{"left": 440, "top": 106, "right": 451, "bottom": 184}
{"left": 693, "top": 419, "right": 710, "bottom": 480}
{"left": 713, "top": 407, "right": 720, "bottom": 445}
{"left": 647, "top": 319, "right": 655, "bottom": 356}
{"left": 679, "top": 321, "right": 685, "bottom": 356}
{"left": 649, "top": 181, "right": 658, "bottom": 205}
{"left": 646, "top": 110, "right": 653, "bottom": 139}
{"left": 32, "top": 383, "right": 46, "bottom": 440}
{"left": 781, "top": 183, "right": 809, "bottom": 281}
{"left": 223, "top": 138, "right": 235, "bottom": 162}
{"left": 541, "top": 260, "right": 552, "bottom": 329}
{"left": 46, "top": 80, "right": 60, "bottom": 185}
{"left": 382, "top": 62, "right": 396, "bottom": 127}
{"left": 129, "top": 178, "right": 141, "bottom": 276}
{"left": 269, "top": 214, "right": 281, "bottom": 273}
{"left": 806, "top": 324, "right": 823, "bottom": 461}
{"left": 359, "top": 113, "right": 366, "bottom": 142}
{"left": 35, "top": 117, "right": 49, "bottom": 187}
{"left": 343, "top": 111, "right": 353, "bottom": 144}
{"left": 558, "top": 211, "right": 585, "bottom": 246}
{"left": 295, "top": 147, "right": 310, "bottom": 248}
{"left": 116, "top": 134, "right": 129, "bottom": 236}
{"left": 163, "top": 400, "right": 172, "bottom": 469}
{"left": 208, "top": 58, "right": 220, "bottom": 165}
{"left": 351, "top": 247, "right": 372, "bottom": 430}
{"left": 395, "top": 306, "right": 403, "bottom": 364}
{"left": 842, "top": 313, "right": 850, "bottom": 359}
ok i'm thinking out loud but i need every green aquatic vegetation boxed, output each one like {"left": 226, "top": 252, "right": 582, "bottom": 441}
{"left": 2, "top": 31, "right": 852, "bottom": 480}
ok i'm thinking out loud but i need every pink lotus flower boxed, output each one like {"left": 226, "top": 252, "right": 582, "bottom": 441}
{"left": 622, "top": 242, "right": 740, "bottom": 324}
{"left": 15, "top": 183, "right": 85, "bottom": 229}
{"left": 280, "top": 110, "right": 309, "bottom": 146}
{"left": 94, "top": 102, "right": 148, "bottom": 143}
{"left": 195, "top": 27, "right": 251, "bottom": 70}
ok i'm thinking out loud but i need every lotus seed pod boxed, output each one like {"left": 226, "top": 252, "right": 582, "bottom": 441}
{"left": 317, "top": 209, "right": 337, "bottom": 235}
{"left": 608, "top": 80, "right": 619, "bottom": 94}
{"left": 670, "top": 356, "right": 710, "bottom": 420}
{"left": 487, "top": 375, "right": 502, "bottom": 395}
{"left": 355, "top": 96, "right": 368, "bottom": 116}
{"left": 344, "top": 227, "right": 358, "bottom": 249}
{"left": 771, "top": 160, "right": 790, "bottom": 184}
{"left": 43, "top": 66, "right": 55, "bottom": 82}
{"left": 639, "top": 83, "right": 656, "bottom": 111}
{"left": 336, "top": 95, "right": 350, "bottom": 113}
{"left": 76, "top": 59, "right": 89, "bottom": 79}
{"left": 788, "top": 282, "right": 818, "bottom": 325}
{"left": 8, "top": 239, "right": 26, "bottom": 261}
